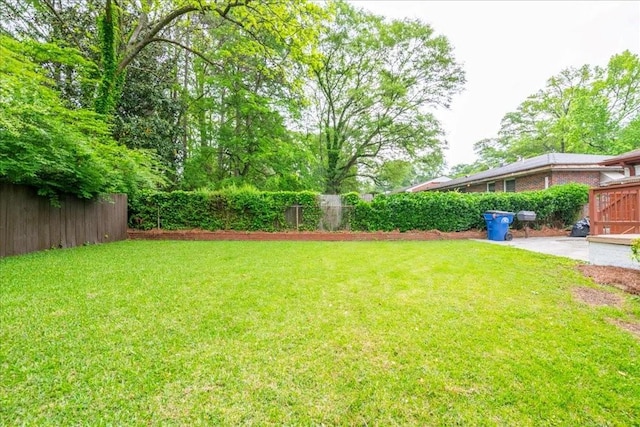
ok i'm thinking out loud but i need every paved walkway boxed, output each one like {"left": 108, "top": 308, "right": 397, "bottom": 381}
{"left": 475, "top": 236, "right": 589, "bottom": 262}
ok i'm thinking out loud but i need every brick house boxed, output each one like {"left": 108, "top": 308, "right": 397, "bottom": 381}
{"left": 423, "top": 153, "right": 623, "bottom": 193}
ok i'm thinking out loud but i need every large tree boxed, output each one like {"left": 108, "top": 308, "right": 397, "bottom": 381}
{"left": 1, "top": 0, "right": 325, "bottom": 188}
{"left": 93, "top": 0, "right": 323, "bottom": 114}
{"left": 308, "top": 1, "right": 464, "bottom": 194}
{"left": 111, "top": 42, "right": 185, "bottom": 182}
{"left": 179, "top": 14, "right": 314, "bottom": 190}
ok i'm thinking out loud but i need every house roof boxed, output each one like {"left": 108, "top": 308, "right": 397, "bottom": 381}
{"left": 600, "top": 149, "right": 640, "bottom": 166}
{"left": 404, "top": 176, "right": 451, "bottom": 192}
{"left": 431, "top": 153, "right": 616, "bottom": 191}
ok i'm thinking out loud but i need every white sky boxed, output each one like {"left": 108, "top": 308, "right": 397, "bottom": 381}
{"left": 349, "top": 1, "right": 640, "bottom": 169}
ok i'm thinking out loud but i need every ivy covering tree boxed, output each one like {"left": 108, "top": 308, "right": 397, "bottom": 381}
{"left": 6, "top": 0, "right": 637, "bottom": 194}
{"left": 1, "top": 0, "right": 325, "bottom": 190}
{"left": 308, "top": 1, "right": 464, "bottom": 193}
{"left": 0, "top": 36, "right": 162, "bottom": 199}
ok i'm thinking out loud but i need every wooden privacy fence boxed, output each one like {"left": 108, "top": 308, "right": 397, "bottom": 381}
{"left": 0, "top": 183, "right": 127, "bottom": 257}
{"left": 589, "top": 182, "right": 640, "bottom": 235}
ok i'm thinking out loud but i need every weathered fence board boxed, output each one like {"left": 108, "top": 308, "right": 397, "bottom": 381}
{"left": 0, "top": 183, "right": 127, "bottom": 257}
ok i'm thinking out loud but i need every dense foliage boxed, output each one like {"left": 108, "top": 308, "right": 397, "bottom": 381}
{"left": 0, "top": 0, "right": 463, "bottom": 194}
{"left": 2, "top": 0, "right": 637, "bottom": 194}
{"left": 0, "top": 36, "right": 162, "bottom": 199}
{"left": 129, "top": 184, "right": 588, "bottom": 232}
{"left": 310, "top": 1, "right": 464, "bottom": 193}
{"left": 129, "top": 188, "right": 322, "bottom": 231}
{"left": 348, "top": 184, "right": 589, "bottom": 232}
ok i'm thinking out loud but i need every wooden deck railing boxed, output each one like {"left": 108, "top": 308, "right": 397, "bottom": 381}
{"left": 589, "top": 183, "right": 640, "bottom": 235}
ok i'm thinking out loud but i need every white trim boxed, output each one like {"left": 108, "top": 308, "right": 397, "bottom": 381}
{"left": 544, "top": 176, "right": 549, "bottom": 189}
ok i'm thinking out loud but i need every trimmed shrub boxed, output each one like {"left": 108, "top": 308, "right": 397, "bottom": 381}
{"left": 350, "top": 183, "right": 589, "bottom": 232}
{"left": 129, "top": 189, "right": 322, "bottom": 231}
{"left": 128, "top": 183, "right": 589, "bottom": 233}
{"left": 632, "top": 239, "right": 640, "bottom": 263}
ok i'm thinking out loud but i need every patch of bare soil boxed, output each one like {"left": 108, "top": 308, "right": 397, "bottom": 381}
{"left": 608, "top": 319, "right": 640, "bottom": 339}
{"left": 576, "top": 265, "right": 640, "bottom": 340}
{"left": 577, "top": 265, "right": 640, "bottom": 296}
{"left": 127, "top": 226, "right": 566, "bottom": 242}
{"left": 572, "top": 287, "right": 623, "bottom": 307}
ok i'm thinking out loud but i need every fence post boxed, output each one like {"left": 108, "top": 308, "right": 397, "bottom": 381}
{"left": 589, "top": 188, "right": 597, "bottom": 235}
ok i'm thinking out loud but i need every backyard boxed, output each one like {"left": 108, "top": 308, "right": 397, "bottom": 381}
{"left": 1, "top": 240, "right": 639, "bottom": 425}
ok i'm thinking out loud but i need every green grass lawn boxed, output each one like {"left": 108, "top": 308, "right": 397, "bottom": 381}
{"left": 1, "top": 240, "right": 639, "bottom": 425}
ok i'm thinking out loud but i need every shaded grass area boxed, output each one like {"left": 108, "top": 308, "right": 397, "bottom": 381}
{"left": 1, "top": 240, "right": 639, "bottom": 425}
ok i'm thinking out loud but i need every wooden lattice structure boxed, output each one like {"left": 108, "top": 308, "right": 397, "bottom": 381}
{"left": 589, "top": 182, "right": 640, "bottom": 235}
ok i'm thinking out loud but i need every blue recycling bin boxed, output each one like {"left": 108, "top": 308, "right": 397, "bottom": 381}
{"left": 482, "top": 211, "right": 515, "bottom": 241}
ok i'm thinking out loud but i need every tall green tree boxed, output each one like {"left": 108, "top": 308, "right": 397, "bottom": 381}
{"left": 1, "top": 0, "right": 325, "bottom": 188}
{"left": 111, "top": 42, "right": 185, "bottom": 182}
{"left": 309, "top": 1, "right": 465, "bottom": 194}
{"left": 91, "top": 0, "right": 323, "bottom": 115}
{"left": 178, "top": 10, "right": 320, "bottom": 190}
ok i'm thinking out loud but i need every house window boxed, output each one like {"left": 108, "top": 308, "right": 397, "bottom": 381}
{"left": 504, "top": 179, "right": 516, "bottom": 192}
{"left": 487, "top": 182, "right": 496, "bottom": 192}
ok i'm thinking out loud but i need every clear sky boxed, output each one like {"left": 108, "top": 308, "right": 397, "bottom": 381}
{"left": 350, "top": 1, "right": 640, "bottom": 170}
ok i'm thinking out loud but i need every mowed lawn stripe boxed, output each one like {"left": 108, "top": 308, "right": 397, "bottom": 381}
{"left": 1, "top": 240, "right": 638, "bottom": 425}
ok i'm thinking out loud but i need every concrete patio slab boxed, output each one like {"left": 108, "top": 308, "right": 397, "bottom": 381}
{"left": 474, "top": 236, "right": 589, "bottom": 262}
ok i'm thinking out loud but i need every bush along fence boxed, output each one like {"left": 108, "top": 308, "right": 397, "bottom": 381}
{"left": 346, "top": 183, "right": 589, "bottom": 232}
{"left": 129, "top": 189, "right": 323, "bottom": 231}
{"left": 128, "top": 183, "right": 589, "bottom": 233}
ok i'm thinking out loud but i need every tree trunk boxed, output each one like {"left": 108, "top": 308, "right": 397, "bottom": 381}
{"left": 95, "top": 0, "right": 118, "bottom": 115}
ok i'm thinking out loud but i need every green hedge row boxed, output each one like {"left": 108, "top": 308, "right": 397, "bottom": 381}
{"left": 129, "top": 189, "right": 322, "bottom": 231}
{"left": 128, "top": 183, "right": 589, "bottom": 232}
{"left": 345, "top": 183, "right": 589, "bottom": 232}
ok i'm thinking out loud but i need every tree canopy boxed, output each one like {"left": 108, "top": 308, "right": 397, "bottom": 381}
{"left": 0, "top": 36, "right": 162, "bottom": 199}
{"left": 1, "top": 0, "right": 465, "bottom": 195}
{"left": 4, "top": 0, "right": 639, "bottom": 194}
{"left": 309, "top": 1, "right": 464, "bottom": 193}
{"left": 452, "top": 51, "right": 640, "bottom": 176}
